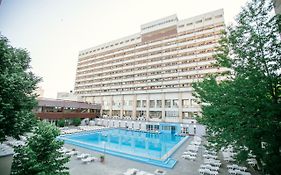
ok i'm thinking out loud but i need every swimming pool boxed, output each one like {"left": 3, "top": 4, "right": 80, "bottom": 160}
{"left": 58, "top": 128, "right": 188, "bottom": 168}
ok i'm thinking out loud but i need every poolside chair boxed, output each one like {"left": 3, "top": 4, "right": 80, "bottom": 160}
{"left": 81, "top": 156, "right": 98, "bottom": 163}
{"left": 207, "top": 150, "right": 217, "bottom": 155}
{"left": 123, "top": 168, "right": 139, "bottom": 175}
{"left": 65, "top": 150, "right": 79, "bottom": 156}
{"left": 198, "top": 168, "right": 205, "bottom": 174}
{"left": 7, "top": 140, "right": 25, "bottom": 147}
{"left": 210, "top": 170, "right": 219, "bottom": 175}
{"left": 211, "top": 162, "right": 221, "bottom": 167}
{"left": 77, "top": 153, "right": 90, "bottom": 159}
{"left": 181, "top": 154, "right": 196, "bottom": 160}
{"left": 237, "top": 170, "right": 251, "bottom": 175}
{"left": 59, "top": 147, "right": 70, "bottom": 154}
{"left": 205, "top": 164, "right": 219, "bottom": 171}
{"left": 185, "top": 151, "right": 197, "bottom": 157}
{"left": 154, "top": 169, "right": 166, "bottom": 175}
{"left": 228, "top": 169, "right": 237, "bottom": 175}
{"left": 238, "top": 166, "right": 247, "bottom": 172}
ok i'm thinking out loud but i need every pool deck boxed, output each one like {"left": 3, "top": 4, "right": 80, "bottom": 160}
{"left": 65, "top": 136, "right": 230, "bottom": 175}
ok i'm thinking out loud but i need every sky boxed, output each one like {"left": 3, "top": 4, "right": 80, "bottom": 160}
{"left": 0, "top": 0, "right": 248, "bottom": 98}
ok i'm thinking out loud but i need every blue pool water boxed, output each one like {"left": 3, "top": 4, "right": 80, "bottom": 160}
{"left": 58, "top": 128, "right": 188, "bottom": 168}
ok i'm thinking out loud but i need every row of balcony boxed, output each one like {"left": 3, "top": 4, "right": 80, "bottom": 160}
{"left": 77, "top": 23, "right": 224, "bottom": 65}
{"left": 75, "top": 51, "right": 215, "bottom": 83}
{"left": 76, "top": 35, "right": 220, "bottom": 74}
{"left": 75, "top": 59, "right": 216, "bottom": 88}
{"left": 76, "top": 87, "right": 194, "bottom": 97}
{"left": 76, "top": 42, "right": 218, "bottom": 80}
{"left": 75, "top": 67, "right": 228, "bottom": 92}
{"left": 75, "top": 47, "right": 218, "bottom": 82}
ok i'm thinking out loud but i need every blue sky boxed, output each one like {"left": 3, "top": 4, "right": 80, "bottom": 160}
{"left": 0, "top": 0, "right": 248, "bottom": 98}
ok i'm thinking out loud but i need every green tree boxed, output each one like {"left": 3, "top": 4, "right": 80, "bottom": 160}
{"left": 0, "top": 35, "right": 41, "bottom": 142}
{"left": 71, "top": 118, "right": 81, "bottom": 126}
{"left": 11, "top": 122, "right": 69, "bottom": 175}
{"left": 57, "top": 119, "right": 65, "bottom": 127}
{"left": 193, "top": 0, "right": 281, "bottom": 174}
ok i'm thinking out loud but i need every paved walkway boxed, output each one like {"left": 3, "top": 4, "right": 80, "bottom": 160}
{"left": 65, "top": 136, "right": 230, "bottom": 175}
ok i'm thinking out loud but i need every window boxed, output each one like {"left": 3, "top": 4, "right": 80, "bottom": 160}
{"left": 156, "top": 100, "right": 162, "bottom": 108}
{"left": 172, "top": 100, "right": 178, "bottom": 108}
{"left": 136, "top": 100, "right": 141, "bottom": 107}
{"left": 142, "top": 100, "right": 146, "bottom": 108}
{"left": 165, "top": 100, "right": 171, "bottom": 108}
{"left": 165, "top": 111, "right": 178, "bottom": 117}
{"left": 149, "top": 100, "right": 155, "bottom": 108}
{"left": 182, "top": 99, "right": 189, "bottom": 108}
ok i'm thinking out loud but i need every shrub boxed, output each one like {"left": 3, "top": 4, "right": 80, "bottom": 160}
{"left": 57, "top": 119, "right": 65, "bottom": 127}
{"left": 71, "top": 118, "right": 81, "bottom": 126}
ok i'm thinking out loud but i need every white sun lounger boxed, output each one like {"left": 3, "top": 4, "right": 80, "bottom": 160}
{"left": 181, "top": 154, "right": 196, "bottom": 160}
{"left": 65, "top": 150, "right": 79, "bottom": 156}
{"left": 77, "top": 153, "right": 90, "bottom": 159}
{"left": 81, "top": 156, "right": 98, "bottom": 163}
{"left": 235, "top": 169, "right": 251, "bottom": 175}
{"left": 58, "top": 147, "right": 70, "bottom": 154}
{"left": 183, "top": 151, "right": 197, "bottom": 156}
{"left": 123, "top": 168, "right": 139, "bottom": 175}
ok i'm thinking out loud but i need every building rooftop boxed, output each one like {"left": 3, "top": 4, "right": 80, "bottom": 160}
{"left": 37, "top": 98, "right": 101, "bottom": 109}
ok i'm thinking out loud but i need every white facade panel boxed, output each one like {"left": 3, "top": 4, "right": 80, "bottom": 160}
{"left": 74, "top": 9, "right": 226, "bottom": 124}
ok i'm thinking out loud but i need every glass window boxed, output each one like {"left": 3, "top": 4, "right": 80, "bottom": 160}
{"left": 165, "top": 111, "right": 178, "bottom": 117}
{"left": 136, "top": 100, "right": 141, "bottom": 107}
{"left": 156, "top": 100, "right": 162, "bottom": 108}
{"left": 182, "top": 99, "right": 189, "bottom": 108}
{"left": 188, "top": 112, "right": 194, "bottom": 118}
{"left": 165, "top": 100, "right": 171, "bottom": 108}
{"left": 149, "top": 100, "right": 155, "bottom": 108}
{"left": 142, "top": 100, "right": 146, "bottom": 108}
{"left": 172, "top": 100, "right": 178, "bottom": 108}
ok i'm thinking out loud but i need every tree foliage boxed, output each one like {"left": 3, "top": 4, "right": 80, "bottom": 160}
{"left": 71, "top": 118, "right": 81, "bottom": 126}
{"left": 57, "top": 119, "right": 65, "bottom": 127}
{"left": 193, "top": 0, "right": 281, "bottom": 174}
{"left": 0, "top": 35, "right": 41, "bottom": 142}
{"left": 11, "top": 122, "right": 69, "bottom": 175}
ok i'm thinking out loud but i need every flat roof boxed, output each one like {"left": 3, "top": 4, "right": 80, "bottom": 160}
{"left": 37, "top": 98, "right": 101, "bottom": 109}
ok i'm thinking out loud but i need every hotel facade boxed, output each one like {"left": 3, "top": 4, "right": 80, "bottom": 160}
{"left": 74, "top": 9, "right": 227, "bottom": 129}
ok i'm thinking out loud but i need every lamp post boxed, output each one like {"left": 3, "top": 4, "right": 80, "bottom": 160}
{"left": 102, "top": 133, "right": 107, "bottom": 155}
{"left": 103, "top": 141, "right": 106, "bottom": 156}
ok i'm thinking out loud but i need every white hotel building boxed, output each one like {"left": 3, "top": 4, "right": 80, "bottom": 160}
{"left": 74, "top": 9, "right": 227, "bottom": 133}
